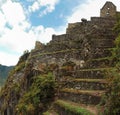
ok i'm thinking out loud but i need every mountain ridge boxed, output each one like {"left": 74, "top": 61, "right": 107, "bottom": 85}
{"left": 0, "top": 64, "right": 14, "bottom": 86}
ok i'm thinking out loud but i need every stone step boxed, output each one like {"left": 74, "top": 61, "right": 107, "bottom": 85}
{"left": 50, "top": 36, "right": 114, "bottom": 49}
{"left": 54, "top": 100, "right": 98, "bottom": 115}
{"left": 31, "top": 46, "right": 113, "bottom": 60}
{"left": 86, "top": 57, "right": 114, "bottom": 68}
{"left": 57, "top": 68, "right": 113, "bottom": 80}
{"left": 71, "top": 68, "right": 113, "bottom": 79}
{"left": 59, "top": 78, "right": 106, "bottom": 90}
{"left": 59, "top": 88, "right": 105, "bottom": 105}
{"left": 92, "top": 48, "right": 112, "bottom": 59}
{"left": 30, "top": 48, "right": 82, "bottom": 59}
{"left": 92, "top": 39, "right": 115, "bottom": 48}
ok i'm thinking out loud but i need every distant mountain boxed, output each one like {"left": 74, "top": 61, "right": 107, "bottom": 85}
{"left": 0, "top": 64, "right": 14, "bottom": 86}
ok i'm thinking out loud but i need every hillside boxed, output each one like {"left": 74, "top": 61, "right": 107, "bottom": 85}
{"left": 0, "top": 64, "right": 13, "bottom": 86}
{"left": 0, "top": 1, "right": 120, "bottom": 115}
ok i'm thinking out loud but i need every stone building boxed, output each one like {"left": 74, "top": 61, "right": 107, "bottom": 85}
{"left": 100, "top": 1, "right": 117, "bottom": 17}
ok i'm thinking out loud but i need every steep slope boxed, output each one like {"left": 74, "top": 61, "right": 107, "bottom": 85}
{"left": 0, "top": 17, "right": 117, "bottom": 114}
{"left": 0, "top": 2, "right": 119, "bottom": 115}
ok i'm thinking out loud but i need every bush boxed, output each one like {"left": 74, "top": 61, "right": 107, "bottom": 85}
{"left": 102, "top": 18, "right": 120, "bottom": 114}
{"left": 16, "top": 72, "right": 56, "bottom": 114}
{"left": 103, "top": 68, "right": 120, "bottom": 115}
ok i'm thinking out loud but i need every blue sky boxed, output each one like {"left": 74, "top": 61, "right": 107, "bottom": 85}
{"left": 29, "top": 0, "right": 82, "bottom": 27}
{"left": 0, "top": 0, "right": 120, "bottom": 66}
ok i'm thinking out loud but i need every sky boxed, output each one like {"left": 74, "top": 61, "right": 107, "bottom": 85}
{"left": 0, "top": 0, "right": 120, "bottom": 66}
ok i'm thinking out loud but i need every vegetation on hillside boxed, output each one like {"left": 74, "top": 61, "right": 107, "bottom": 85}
{"left": 102, "top": 17, "right": 120, "bottom": 115}
{"left": 54, "top": 100, "right": 93, "bottom": 115}
{"left": 16, "top": 72, "right": 56, "bottom": 115}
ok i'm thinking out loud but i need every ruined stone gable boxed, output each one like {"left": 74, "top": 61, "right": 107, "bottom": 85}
{"left": 100, "top": 1, "right": 116, "bottom": 17}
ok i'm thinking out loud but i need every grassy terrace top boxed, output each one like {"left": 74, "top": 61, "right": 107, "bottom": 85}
{"left": 71, "top": 67, "right": 114, "bottom": 72}
{"left": 65, "top": 78, "right": 107, "bottom": 83}
{"left": 60, "top": 88, "right": 105, "bottom": 97}
{"left": 29, "top": 47, "right": 114, "bottom": 59}
{"left": 55, "top": 100, "right": 94, "bottom": 115}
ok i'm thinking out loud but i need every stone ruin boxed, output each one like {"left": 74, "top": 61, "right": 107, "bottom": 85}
{"left": 0, "top": 1, "right": 120, "bottom": 115}
{"left": 100, "top": 1, "right": 117, "bottom": 17}
{"left": 30, "top": 2, "right": 119, "bottom": 114}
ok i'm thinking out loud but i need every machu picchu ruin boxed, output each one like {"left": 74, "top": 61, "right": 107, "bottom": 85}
{"left": 0, "top": 1, "right": 120, "bottom": 115}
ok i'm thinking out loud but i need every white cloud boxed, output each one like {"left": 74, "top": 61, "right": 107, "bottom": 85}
{"left": 0, "top": 0, "right": 120, "bottom": 66}
{"left": 0, "top": 0, "right": 61, "bottom": 66}
{"left": 31, "top": 26, "right": 57, "bottom": 43}
{"left": 1, "top": 0, "right": 26, "bottom": 27}
{"left": 0, "top": 26, "right": 35, "bottom": 53}
{"left": 29, "top": 0, "right": 59, "bottom": 16}
{"left": 0, "top": 0, "right": 6, "bottom": 7}
{"left": 67, "top": 0, "right": 120, "bottom": 23}
{"left": 0, "top": 51, "right": 19, "bottom": 66}
{"left": 29, "top": 1, "right": 39, "bottom": 12}
{"left": 0, "top": 12, "right": 5, "bottom": 27}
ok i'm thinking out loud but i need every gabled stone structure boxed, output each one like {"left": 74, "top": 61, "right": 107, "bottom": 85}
{"left": 100, "top": 1, "right": 116, "bottom": 17}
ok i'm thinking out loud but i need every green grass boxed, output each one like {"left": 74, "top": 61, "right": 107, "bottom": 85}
{"left": 73, "top": 78, "right": 106, "bottom": 83}
{"left": 43, "top": 111, "right": 50, "bottom": 115}
{"left": 55, "top": 100, "right": 93, "bottom": 115}
{"left": 43, "top": 111, "right": 59, "bottom": 115}
{"left": 74, "top": 67, "right": 114, "bottom": 72}
{"left": 60, "top": 88, "right": 105, "bottom": 96}
{"left": 58, "top": 77, "right": 107, "bottom": 83}
{"left": 90, "top": 56, "right": 113, "bottom": 61}
{"left": 30, "top": 48, "right": 82, "bottom": 58}
{"left": 100, "top": 47, "right": 115, "bottom": 52}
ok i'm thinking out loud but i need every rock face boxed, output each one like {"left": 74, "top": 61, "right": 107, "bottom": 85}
{"left": 0, "top": 1, "right": 119, "bottom": 115}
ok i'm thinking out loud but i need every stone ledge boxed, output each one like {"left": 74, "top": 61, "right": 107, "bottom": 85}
{"left": 60, "top": 79, "right": 106, "bottom": 90}
{"left": 59, "top": 88, "right": 104, "bottom": 105}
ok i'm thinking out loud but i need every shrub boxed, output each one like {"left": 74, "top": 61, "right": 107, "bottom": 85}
{"left": 102, "top": 18, "right": 120, "bottom": 115}
{"left": 16, "top": 72, "right": 56, "bottom": 114}
{"left": 103, "top": 68, "right": 120, "bottom": 115}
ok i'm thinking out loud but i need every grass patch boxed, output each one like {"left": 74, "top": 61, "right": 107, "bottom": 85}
{"left": 43, "top": 111, "right": 50, "bottom": 115}
{"left": 43, "top": 110, "right": 59, "bottom": 115}
{"left": 30, "top": 48, "right": 81, "bottom": 58}
{"left": 90, "top": 57, "right": 113, "bottom": 61}
{"left": 73, "top": 79, "right": 106, "bottom": 83}
{"left": 55, "top": 100, "right": 93, "bottom": 115}
{"left": 60, "top": 88, "right": 105, "bottom": 96}
{"left": 75, "top": 67, "right": 114, "bottom": 72}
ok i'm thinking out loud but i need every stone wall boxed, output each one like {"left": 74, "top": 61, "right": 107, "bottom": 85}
{"left": 66, "top": 17, "right": 116, "bottom": 35}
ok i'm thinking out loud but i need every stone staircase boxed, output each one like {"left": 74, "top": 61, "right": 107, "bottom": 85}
{"left": 42, "top": 16, "right": 116, "bottom": 115}
{"left": 43, "top": 67, "right": 109, "bottom": 115}
{"left": 42, "top": 50, "right": 114, "bottom": 115}
{"left": 52, "top": 68, "right": 107, "bottom": 115}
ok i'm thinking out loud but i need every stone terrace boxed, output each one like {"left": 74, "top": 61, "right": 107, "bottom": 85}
{"left": 0, "top": 2, "right": 119, "bottom": 115}
{"left": 33, "top": 13, "right": 117, "bottom": 115}
{"left": 40, "top": 2, "right": 118, "bottom": 115}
